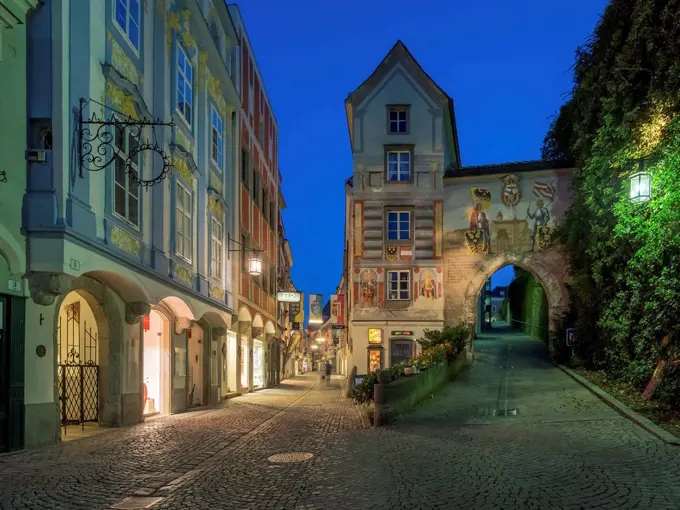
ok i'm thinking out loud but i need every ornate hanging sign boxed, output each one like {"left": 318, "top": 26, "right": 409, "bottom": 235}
{"left": 78, "top": 98, "right": 175, "bottom": 187}
{"left": 501, "top": 174, "right": 521, "bottom": 207}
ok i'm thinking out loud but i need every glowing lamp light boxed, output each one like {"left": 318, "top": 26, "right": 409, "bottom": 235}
{"left": 629, "top": 171, "right": 651, "bottom": 203}
{"left": 248, "top": 256, "right": 262, "bottom": 276}
{"left": 315, "top": 335, "right": 324, "bottom": 343}
{"left": 311, "top": 344, "right": 319, "bottom": 350}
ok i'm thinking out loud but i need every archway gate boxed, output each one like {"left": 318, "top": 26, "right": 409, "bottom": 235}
{"left": 442, "top": 162, "right": 574, "bottom": 336}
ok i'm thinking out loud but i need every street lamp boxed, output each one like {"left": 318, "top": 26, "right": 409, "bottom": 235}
{"left": 629, "top": 160, "right": 652, "bottom": 203}
{"left": 227, "top": 235, "right": 264, "bottom": 277}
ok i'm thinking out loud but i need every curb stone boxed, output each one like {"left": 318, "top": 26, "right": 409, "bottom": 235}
{"left": 354, "top": 405, "right": 371, "bottom": 429}
{"left": 557, "top": 364, "right": 680, "bottom": 446}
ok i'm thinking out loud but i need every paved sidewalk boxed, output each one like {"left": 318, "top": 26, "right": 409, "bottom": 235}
{"left": 0, "top": 374, "right": 359, "bottom": 510}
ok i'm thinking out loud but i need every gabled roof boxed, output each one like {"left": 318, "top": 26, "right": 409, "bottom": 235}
{"left": 344, "top": 40, "right": 461, "bottom": 167}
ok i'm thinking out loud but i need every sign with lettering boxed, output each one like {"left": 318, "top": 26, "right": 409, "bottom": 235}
{"left": 277, "top": 291, "right": 301, "bottom": 303}
{"left": 368, "top": 328, "right": 382, "bottom": 345}
{"left": 391, "top": 331, "right": 414, "bottom": 336}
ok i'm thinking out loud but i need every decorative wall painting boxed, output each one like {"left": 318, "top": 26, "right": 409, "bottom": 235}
{"left": 420, "top": 270, "right": 437, "bottom": 299}
{"left": 359, "top": 269, "right": 377, "bottom": 308}
{"left": 385, "top": 245, "right": 398, "bottom": 261}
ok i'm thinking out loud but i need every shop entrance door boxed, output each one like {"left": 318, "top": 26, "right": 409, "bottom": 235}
{"left": 0, "top": 296, "right": 8, "bottom": 452}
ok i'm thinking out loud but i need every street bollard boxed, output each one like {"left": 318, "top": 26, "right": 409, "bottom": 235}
{"left": 373, "top": 383, "right": 384, "bottom": 427}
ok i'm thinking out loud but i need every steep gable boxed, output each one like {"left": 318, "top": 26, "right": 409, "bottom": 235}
{"left": 344, "top": 40, "right": 461, "bottom": 167}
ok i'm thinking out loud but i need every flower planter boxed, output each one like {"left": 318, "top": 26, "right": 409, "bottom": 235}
{"left": 403, "top": 367, "right": 414, "bottom": 376}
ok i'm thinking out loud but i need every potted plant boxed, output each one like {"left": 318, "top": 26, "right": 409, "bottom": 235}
{"left": 377, "top": 369, "right": 392, "bottom": 384}
{"left": 404, "top": 366, "right": 414, "bottom": 376}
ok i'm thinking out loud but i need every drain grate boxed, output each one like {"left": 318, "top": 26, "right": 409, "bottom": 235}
{"left": 492, "top": 408, "right": 519, "bottom": 417}
{"left": 267, "top": 452, "right": 314, "bottom": 463}
{"left": 111, "top": 497, "right": 164, "bottom": 509}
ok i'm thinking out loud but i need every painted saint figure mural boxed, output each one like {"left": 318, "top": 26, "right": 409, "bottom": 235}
{"left": 527, "top": 199, "right": 551, "bottom": 251}
{"left": 469, "top": 203, "right": 491, "bottom": 253}
{"left": 359, "top": 269, "right": 377, "bottom": 307}
{"left": 420, "top": 270, "right": 437, "bottom": 299}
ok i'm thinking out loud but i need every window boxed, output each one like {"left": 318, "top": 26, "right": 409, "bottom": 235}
{"left": 262, "top": 189, "right": 268, "bottom": 220}
{"left": 211, "top": 107, "right": 223, "bottom": 169}
{"left": 248, "top": 65, "right": 254, "bottom": 114}
{"left": 387, "top": 270, "right": 410, "bottom": 301}
{"left": 388, "top": 106, "right": 408, "bottom": 134}
{"left": 262, "top": 260, "right": 269, "bottom": 292}
{"left": 177, "top": 45, "right": 193, "bottom": 126}
{"left": 387, "top": 211, "right": 410, "bottom": 241}
{"left": 270, "top": 201, "right": 275, "bottom": 226}
{"left": 391, "top": 339, "right": 414, "bottom": 366}
{"left": 269, "top": 124, "right": 273, "bottom": 158}
{"left": 114, "top": 0, "right": 140, "bottom": 50}
{"left": 258, "top": 119, "right": 264, "bottom": 147}
{"left": 175, "top": 183, "right": 192, "bottom": 261}
{"left": 210, "top": 216, "right": 223, "bottom": 279}
{"left": 252, "top": 171, "right": 259, "bottom": 206}
{"left": 387, "top": 151, "right": 411, "bottom": 181}
{"left": 491, "top": 305, "right": 497, "bottom": 313}
{"left": 240, "top": 234, "right": 248, "bottom": 272}
{"left": 241, "top": 149, "right": 250, "bottom": 188}
{"left": 113, "top": 126, "right": 140, "bottom": 227}
{"left": 270, "top": 265, "right": 276, "bottom": 295}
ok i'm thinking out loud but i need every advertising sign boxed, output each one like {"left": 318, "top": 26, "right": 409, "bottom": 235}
{"left": 294, "top": 292, "right": 305, "bottom": 325}
{"left": 368, "top": 328, "right": 382, "bottom": 345}
{"left": 309, "top": 293, "right": 323, "bottom": 324}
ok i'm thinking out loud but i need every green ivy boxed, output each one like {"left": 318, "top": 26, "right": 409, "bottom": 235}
{"left": 543, "top": 0, "right": 680, "bottom": 406}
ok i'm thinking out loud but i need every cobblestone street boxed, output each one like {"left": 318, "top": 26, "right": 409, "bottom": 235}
{"left": 1, "top": 332, "right": 680, "bottom": 510}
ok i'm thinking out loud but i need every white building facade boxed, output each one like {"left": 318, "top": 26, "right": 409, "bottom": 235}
{"left": 344, "top": 41, "right": 461, "bottom": 375}
{"left": 22, "top": 0, "right": 244, "bottom": 448}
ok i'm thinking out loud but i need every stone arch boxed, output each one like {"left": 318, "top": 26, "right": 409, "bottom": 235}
{"left": 51, "top": 274, "right": 124, "bottom": 430}
{"left": 252, "top": 314, "right": 264, "bottom": 330}
{"left": 237, "top": 306, "right": 252, "bottom": 323}
{"left": 461, "top": 251, "right": 568, "bottom": 335}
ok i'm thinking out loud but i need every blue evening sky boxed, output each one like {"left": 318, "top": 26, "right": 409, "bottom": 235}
{"left": 238, "top": 0, "right": 609, "bottom": 302}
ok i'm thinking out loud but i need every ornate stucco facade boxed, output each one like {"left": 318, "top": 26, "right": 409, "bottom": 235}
{"left": 19, "top": 0, "right": 258, "bottom": 450}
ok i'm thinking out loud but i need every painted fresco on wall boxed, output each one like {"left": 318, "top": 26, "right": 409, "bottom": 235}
{"left": 359, "top": 269, "right": 378, "bottom": 308}
{"left": 444, "top": 172, "right": 569, "bottom": 255}
{"left": 412, "top": 267, "right": 444, "bottom": 310}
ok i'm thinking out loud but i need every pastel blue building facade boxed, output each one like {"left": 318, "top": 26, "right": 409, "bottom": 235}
{"left": 23, "top": 0, "right": 243, "bottom": 448}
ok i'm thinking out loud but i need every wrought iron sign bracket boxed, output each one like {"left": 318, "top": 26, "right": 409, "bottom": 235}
{"left": 227, "top": 234, "right": 263, "bottom": 260}
{"left": 78, "top": 97, "right": 176, "bottom": 187}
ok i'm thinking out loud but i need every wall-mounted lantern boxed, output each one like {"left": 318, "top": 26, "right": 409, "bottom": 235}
{"left": 227, "top": 235, "right": 263, "bottom": 277}
{"left": 629, "top": 160, "right": 652, "bottom": 203}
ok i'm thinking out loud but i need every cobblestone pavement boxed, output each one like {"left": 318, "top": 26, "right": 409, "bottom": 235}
{"left": 2, "top": 331, "right": 680, "bottom": 510}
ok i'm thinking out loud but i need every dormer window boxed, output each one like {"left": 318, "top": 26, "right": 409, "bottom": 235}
{"left": 388, "top": 105, "right": 409, "bottom": 134}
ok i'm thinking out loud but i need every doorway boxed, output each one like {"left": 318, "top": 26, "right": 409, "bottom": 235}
{"left": 390, "top": 339, "right": 415, "bottom": 366}
{"left": 0, "top": 296, "right": 8, "bottom": 452}
{"left": 221, "top": 331, "right": 237, "bottom": 396}
{"left": 253, "top": 339, "right": 265, "bottom": 389}
{"left": 240, "top": 336, "right": 248, "bottom": 391}
{"left": 188, "top": 324, "right": 204, "bottom": 407}
{"left": 142, "top": 310, "right": 170, "bottom": 416}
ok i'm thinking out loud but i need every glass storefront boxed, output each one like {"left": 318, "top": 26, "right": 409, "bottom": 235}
{"left": 253, "top": 339, "right": 265, "bottom": 388}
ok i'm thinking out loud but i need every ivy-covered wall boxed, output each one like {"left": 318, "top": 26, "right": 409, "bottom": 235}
{"left": 508, "top": 269, "right": 549, "bottom": 343}
{"left": 543, "top": 0, "right": 680, "bottom": 408}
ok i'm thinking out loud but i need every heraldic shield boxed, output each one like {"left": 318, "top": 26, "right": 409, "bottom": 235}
{"left": 502, "top": 174, "right": 521, "bottom": 207}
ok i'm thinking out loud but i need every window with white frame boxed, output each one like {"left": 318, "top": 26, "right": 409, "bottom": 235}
{"left": 177, "top": 45, "right": 193, "bottom": 126}
{"left": 211, "top": 107, "right": 223, "bottom": 169}
{"left": 388, "top": 106, "right": 409, "bottom": 133}
{"left": 387, "top": 270, "right": 410, "bottom": 301}
{"left": 175, "top": 183, "right": 192, "bottom": 261}
{"left": 386, "top": 211, "right": 410, "bottom": 241}
{"left": 114, "top": 0, "right": 140, "bottom": 50}
{"left": 113, "top": 126, "right": 140, "bottom": 227}
{"left": 387, "top": 151, "right": 411, "bottom": 181}
{"left": 210, "top": 216, "right": 223, "bottom": 279}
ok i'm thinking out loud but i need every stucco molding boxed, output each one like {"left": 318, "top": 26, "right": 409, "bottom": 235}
{"left": 28, "top": 272, "right": 75, "bottom": 306}
{"left": 125, "top": 301, "right": 151, "bottom": 325}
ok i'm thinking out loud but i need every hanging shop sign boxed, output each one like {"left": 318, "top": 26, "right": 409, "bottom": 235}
{"left": 309, "top": 293, "right": 323, "bottom": 324}
{"left": 277, "top": 291, "right": 301, "bottom": 303}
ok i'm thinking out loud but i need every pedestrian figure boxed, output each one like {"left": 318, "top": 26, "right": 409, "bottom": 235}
{"left": 324, "top": 362, "right": 332, "bottom": 387}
